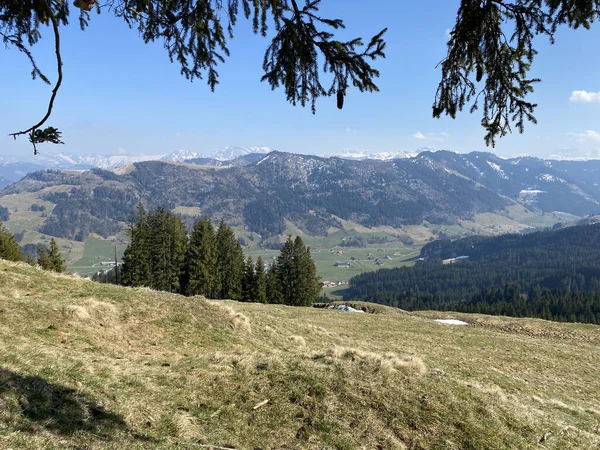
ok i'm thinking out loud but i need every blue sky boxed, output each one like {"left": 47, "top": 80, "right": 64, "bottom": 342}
{"left": 2, "top": 0, "right": 599, "bottom": 159}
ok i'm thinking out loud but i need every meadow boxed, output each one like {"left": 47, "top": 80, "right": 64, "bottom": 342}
{"left": 0, "top": 260, "right": 598, "bottom": 449}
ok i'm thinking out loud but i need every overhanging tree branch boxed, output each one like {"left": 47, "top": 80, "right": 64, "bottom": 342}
{"left": 433, "top": 0, "right": 600, "bottom": 147}
{"left": 8, "top": 0, "right": 64, "bottom": 154}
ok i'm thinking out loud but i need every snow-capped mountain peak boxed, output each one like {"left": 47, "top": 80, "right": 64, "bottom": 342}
{"left": 212, "top": 146, "right": 272, "bottom": 161}
{"left": 161, "top": 149, "right": 200, "bottom": 162}
{"left": 336, "top": 149, "right": 424, "bottom": 161}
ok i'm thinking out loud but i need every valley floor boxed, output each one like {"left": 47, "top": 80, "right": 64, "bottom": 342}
{"left": 0, "top": 261, "right": 599, "bottom": 449}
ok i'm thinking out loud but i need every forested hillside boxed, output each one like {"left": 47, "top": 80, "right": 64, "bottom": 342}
{"left": 345, "top": 224, "right": 600, "bottom": 324}
{"left": 2, "top": 151, "right": 600, "bottom": 242}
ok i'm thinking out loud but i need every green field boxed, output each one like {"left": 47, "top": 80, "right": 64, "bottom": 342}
{"left": 244, "top": 222, "right": 422, "bottom": 294}
{"left": 68, "top": 236, "right": 128, "bottom": 276}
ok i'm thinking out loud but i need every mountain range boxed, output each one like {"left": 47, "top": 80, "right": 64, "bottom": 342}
{"left": 0, "top": 146, "right": 275, "bottom": 189}
{"left": 3, "top": 150, "right": 600, "bottom": 244}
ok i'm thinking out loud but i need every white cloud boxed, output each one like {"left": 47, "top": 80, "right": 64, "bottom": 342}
{"left": 568, "top": 130, "right": 600, "bottom": 143}
{"left": 345, "top": 127, "right": 357, "bottom": 134}
{"left": 445, "top": 28, "right": 452, "bottom": 39}
{"left": 414, "top": 131, "right": 446, "bottom": 143}
{"left": 569, "top": 90, "right": 600, "bottom": 103}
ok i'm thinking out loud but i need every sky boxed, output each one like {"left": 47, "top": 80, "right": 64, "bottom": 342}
{"left": 1, "top": 0, "right": 599, "bottom": 160}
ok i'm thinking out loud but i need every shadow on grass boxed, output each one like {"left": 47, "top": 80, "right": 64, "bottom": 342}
{"left": 0, "top": 368, "right": 134, "bottom": 440}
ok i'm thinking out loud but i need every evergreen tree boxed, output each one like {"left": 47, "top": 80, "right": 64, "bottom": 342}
{"left": 216, "top": 220, "right": 244, "bottom": 300}
{"left": 185, "top": 217, "right": 220, "bottom": 297}
{"left": 241, "top": 256, "right": 257, "bottom": 302}
{"left": 0, "top": 223, "right": 24, "bottom": 262}
{"left": 277, "top": 236, "right": 297, "bottom": 305}
{"left": 121, "top": 204, "right": 151, "bottom": 287}
{"left": 276, "top": 236, "right": 320, "bottom": 306}
{"left": 255, "top": 256, "right": 268, "bottom": 304}
{"left": 147, "top": 208, "right": 187, "bottom": 293}
{"left": 292, "top": 236, "right": 321, "bottom": 306}
{"left": 266, "top": 260, "right": 284, "bottom": 305}
{"left": 47, "top": 238, "right": 66, "bottom": 273}
{"left": 37, "top": 246, "right": 52, "bottom": 270}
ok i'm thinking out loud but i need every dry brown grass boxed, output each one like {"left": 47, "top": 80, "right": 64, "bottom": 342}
{"left": 0, "top": 260, "right": 599, "bottom": 449}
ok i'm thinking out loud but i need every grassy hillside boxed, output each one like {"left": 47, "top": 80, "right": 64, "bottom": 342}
{"left": 1, "top": 261, "right": 599, "bottom": 449}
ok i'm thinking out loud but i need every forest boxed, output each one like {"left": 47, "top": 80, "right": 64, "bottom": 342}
{"left": 113, "top": 205, "right": 321, "bottom": 306}
{"left": 345, "top": 223, "right": 600, "bottom": 324}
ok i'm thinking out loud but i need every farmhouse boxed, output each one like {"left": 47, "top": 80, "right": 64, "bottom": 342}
{"left": 334, "top": 261, "right": 352, "bottom": 268}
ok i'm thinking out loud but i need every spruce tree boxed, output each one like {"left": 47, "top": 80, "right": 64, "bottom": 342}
{"left": 185, "top": 217, "right": 220, "bottom": 298}
{"left": 276, "top": 236, "right": 320, "bottom": 306}
{"left": 266, "top": 260, "right": 284, "bottom": 305}
{"left": 0, "top": 223, "right": 24, "bottom": 262}
{"left": 166, "top": 213, "right": 188, "bottom": 293}
{"left": 277, "top": 236, "right": 297, "bottom": 305}
{"left": 241, "top": 256, "right": 257, "bottom": 302}
{"left": 47, "top": 238, "right": 66, "bottom": 273}
{"left": 255, "top": 256, "right": 268, "bottom": 304}
{"left": 37, "top": 246, "right": 52, "bottom": 270}
{"left": 293, "top": 237, "right": 321, "bottom": 307}
{"left": 216, "top": 220, "right": 244, "bottom": 300}
{"left": 137, "top": 207, "right": 187, "bottom": 293}
{"left": 121, "top": 203, "right": 151, "bottom": 287}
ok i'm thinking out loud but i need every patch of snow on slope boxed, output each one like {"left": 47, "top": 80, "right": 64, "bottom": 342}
{"left": 519, "top": 189, "right": 545, "bottom": 196}
{"left": 465, "top": 160, "right": 485, "bottom": 177}
{"left": 539, "top": 174, "right": 565, "bottom": 183}
{"left": 255, "top": 154, "right": 271, "bottom": 166}
{"left": 487, "top": 161, "right": 508, "bottom": 179}
{"left": 435, "top": 319, "right": 468, "bottom": 326}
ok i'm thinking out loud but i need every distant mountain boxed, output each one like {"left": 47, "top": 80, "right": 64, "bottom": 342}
{"left": 0, "top": 150, "right": 595, "bottom": 242}
{"left": 336, "top": 149, "right": 426, "bottom": 161}
{"left": 0, "top": 147, "right": 275, "bottom": 189}
{"left": 212, "top": 146, "right": 272, "bottom": 161}
{"left": 0, "top": 162, "right": 47, "bottom": 190}
{"left": 161, "top": 149, "right": 199, "bottom": 162}
{"left": 415, "top": 151, "right": 600, "bottom": 216}
{"left": 544, "top": 148, "right": 600, "bottom": 161}
{"left": 186, "top": 152, "right": 268, "bottom": 167}
{"left": 3, "top": 150, "right": 600, "bottom": 242}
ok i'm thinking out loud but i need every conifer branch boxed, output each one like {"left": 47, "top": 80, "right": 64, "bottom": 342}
{"left": 8, "top": 0, "right": 63, "bottom": 155}
{"left": 433, "top": 0, "right": 600, "bottom": 146}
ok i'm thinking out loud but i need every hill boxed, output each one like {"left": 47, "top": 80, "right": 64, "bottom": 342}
{"left": 0, "top": 150, "right": 597, "bottom": 277}
{"left": 345, "top": 223, "right": 600, "bottom": 323}
{"left": 0, "top": 261, "right": 599, "bottom": 448}
{"left": 3, "top": 150, "right": 599, "bottom": 242}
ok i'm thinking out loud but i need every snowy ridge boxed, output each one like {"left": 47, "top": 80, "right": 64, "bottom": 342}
{"left": 336, "top": 149, "right": 425, "bottom": 161}
{"left": 487, "top": 161, "right": 508, "bottom": 180}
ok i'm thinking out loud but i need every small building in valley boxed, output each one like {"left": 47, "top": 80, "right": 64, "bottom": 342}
{"left": 334, "top": 261, "right": 352, "bottom": 268}
{"left": 442, "top": 255, "right": 470, "bottom": 265}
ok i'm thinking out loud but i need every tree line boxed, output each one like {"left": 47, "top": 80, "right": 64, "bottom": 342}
{"left": 0, "top": 223, "right": 65, "bottom": 272}
{"left": 120, "top": 205, "right": 321, "bottom": 306}
{"left": 363, "top": 283, "right": 600, "bottom": 325}
{"left": 345, "top": 223, "right": 600, "bottom": 325}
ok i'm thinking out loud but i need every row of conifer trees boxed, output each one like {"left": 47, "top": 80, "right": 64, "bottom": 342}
{"left": 0, "top": 223, "right": 66, "bottom": 272}
{"left": 120, "top": 205, "right": 321, "bottom": 306}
